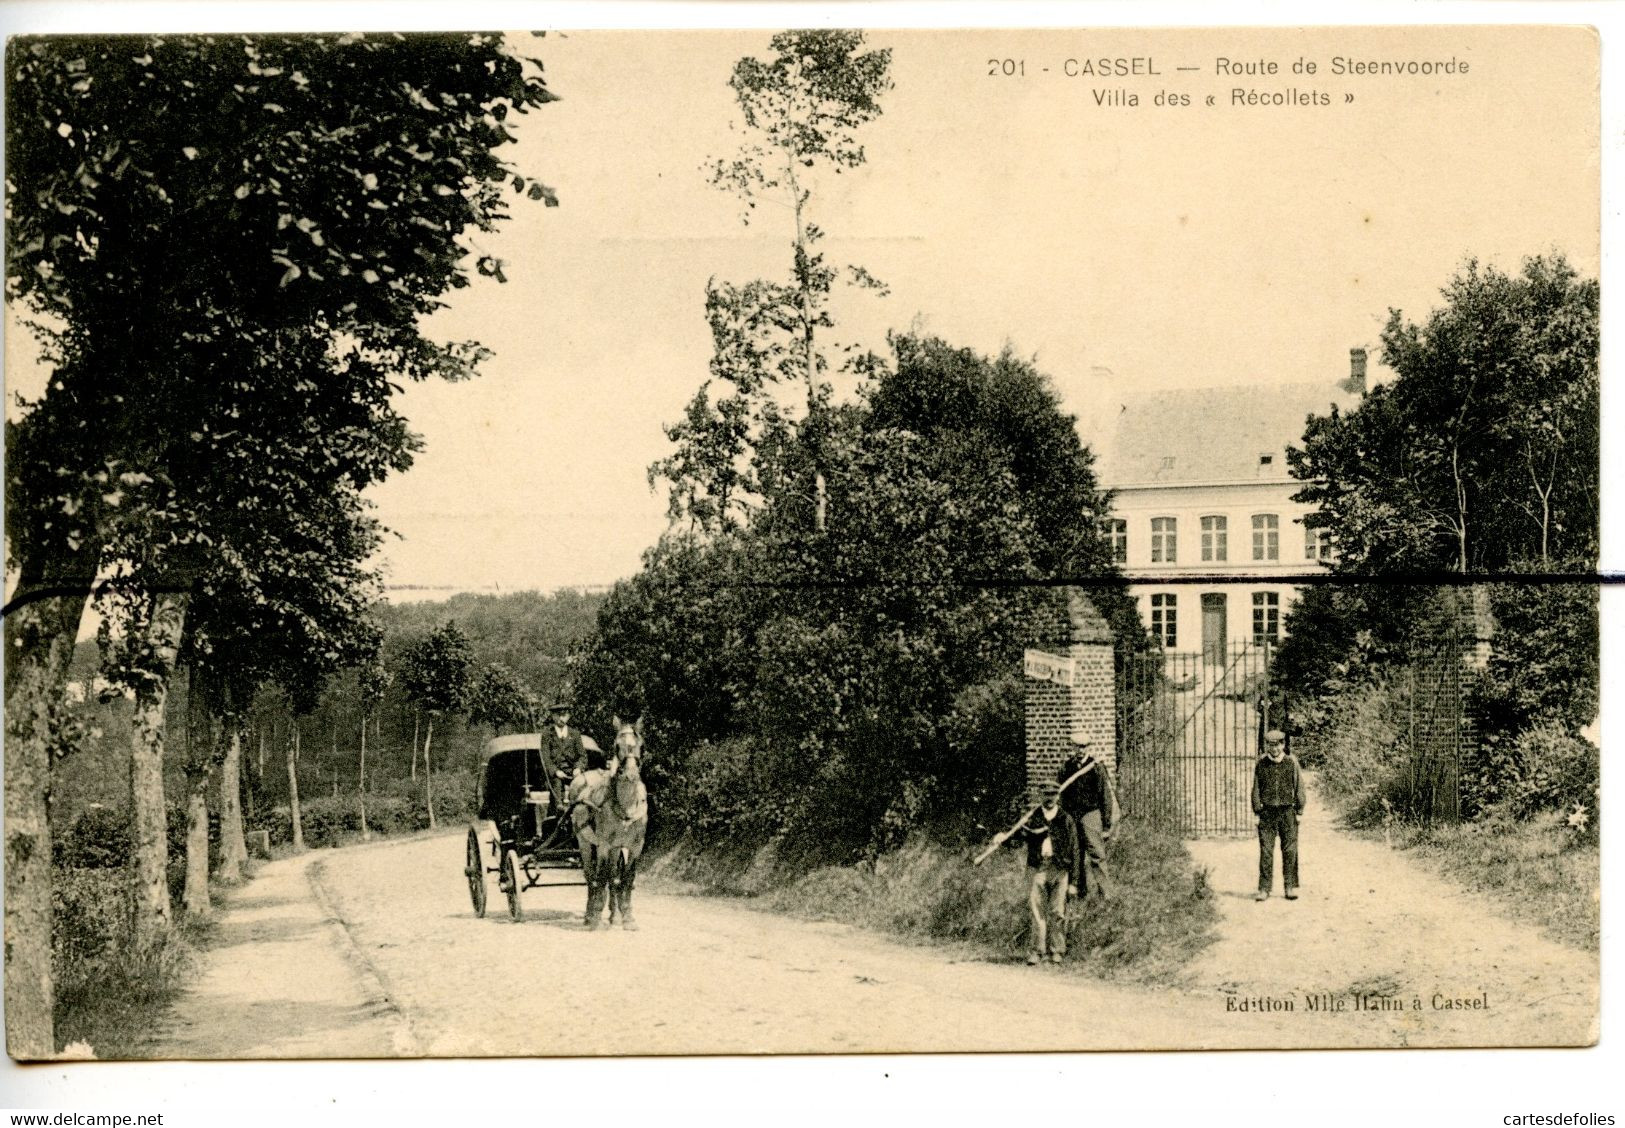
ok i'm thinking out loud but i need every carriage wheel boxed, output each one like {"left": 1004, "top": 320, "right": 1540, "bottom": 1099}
{"left": 502, "top": 849, "right": 524, "bottom": 922}
{"left": 465, "top": 829, "right": 487, "bottom": 918}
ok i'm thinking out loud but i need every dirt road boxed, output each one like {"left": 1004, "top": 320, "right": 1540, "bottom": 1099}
{"left": 1183, "top": 789, "right": 1598, "bottom": 1047}
{"left": 142, "top": 791, "right": 1596, "bottom": 1058}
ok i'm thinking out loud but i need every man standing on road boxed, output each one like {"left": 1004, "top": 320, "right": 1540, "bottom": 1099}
{"left": 1057, "top": 734, "right": 1119, "bottom": 900}
{"left": 540, "top": 702, "right": 587, "bottom": 787}
{"left": 1252, "top": 729, "right": 1307, "bottom": 901}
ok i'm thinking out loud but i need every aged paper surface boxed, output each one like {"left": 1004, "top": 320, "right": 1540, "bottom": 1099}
{"left": 1, "top": 12, "right": 1612, "bottom": 1119}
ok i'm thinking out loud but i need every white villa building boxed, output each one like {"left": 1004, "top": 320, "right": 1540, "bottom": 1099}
{"left": 1096, "top": 349, "right": 1368, "bottom": 659}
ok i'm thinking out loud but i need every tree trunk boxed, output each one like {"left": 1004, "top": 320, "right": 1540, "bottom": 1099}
{"left": 3, "top": 563, "right": 92, "bottom": 1059}
{"left": 1452, "top": 446, "right": 1470, "bottom": 574}
{"left": 359, "top": 715, "right": 371, "bottom": 841}
{"left": 128, "top": 590, "right": 188, "bottom": 950}
{"left": 180, "top": 670, "right": 214, "bottom": 918}
{"left": 216, "top": 721, "right": 248, "bottom": 883}
{"left": 287, "top": 721, "right": 305, "bottom": 851}
{"left": 786, "top": 154, "right": 826, "bottom": 533}
{"left": 423, "top": 715, "right": 437, "bottom": 830}
{"left": 181, "top": 758, "right": 212, "bottom": 918}
{"left": 411, "top": 712, "right": 419, "bottom": 782}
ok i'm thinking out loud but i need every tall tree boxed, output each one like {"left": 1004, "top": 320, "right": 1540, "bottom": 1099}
{"left": 93, "top": 579, "right": 187, "bottom": 946}
{"left": 5, "top": 32, "right": 557, "bottom": 1052}
{"left": 400, "top": 622, "right": 473, "bottom": 829}
{"left": 1290, "top": 255, "right": 1598, "bottom": 576}
{"left": 213, "top": 713, "right": 249, "bottom": 884}
{"left": 652, "top": 30, "right": 891, "bottom": 533}
{"left": 1281, "top": 254, "right": 1599, "bottom": 739}
{"left": 467, "top": 661, "right": 537, "bottom": 736}
{"left": 356, "top": 659, "right": 391, "bottom": 841}
{"left": 866, "top": 334, "right": 1130, "bottom": 587}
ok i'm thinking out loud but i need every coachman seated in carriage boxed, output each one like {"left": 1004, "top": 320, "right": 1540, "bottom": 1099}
{"left": 539, "top": 701, "right": 589, "bottom": 783}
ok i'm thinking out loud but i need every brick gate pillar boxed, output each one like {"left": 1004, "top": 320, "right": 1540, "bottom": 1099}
{"left": 1024, "top": 587, "right": 1116, "bottom": 806}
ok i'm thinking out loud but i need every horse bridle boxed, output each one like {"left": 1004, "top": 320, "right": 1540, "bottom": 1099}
{"left": 607, "top": 731, "right": 642, "bottom": 820}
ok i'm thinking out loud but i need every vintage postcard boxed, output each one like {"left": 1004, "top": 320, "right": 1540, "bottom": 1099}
{"left": 2, "top": 21, "right": 1602, "bottom": 1074}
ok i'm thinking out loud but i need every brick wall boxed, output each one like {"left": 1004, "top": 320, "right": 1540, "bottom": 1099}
{"left": 1024, "top": 587, "right": 1116, "bottom": 805}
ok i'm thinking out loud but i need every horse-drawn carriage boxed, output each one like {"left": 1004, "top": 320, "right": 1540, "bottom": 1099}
{"left": 464, "top": 732, "right": 591, "bottom": 921}
{"left": 464, "top": 720, "right": 648, "bottom": 928}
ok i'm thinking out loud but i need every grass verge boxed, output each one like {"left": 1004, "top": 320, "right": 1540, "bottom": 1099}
{"left": 647, "top": 820, "right": 1219, "bottom": 985}
{"left": 52, "top": 867, "right": 215, "bottom": 1058}
{"left": 1379, "top": 810, "right": 1599, "bottom": 952}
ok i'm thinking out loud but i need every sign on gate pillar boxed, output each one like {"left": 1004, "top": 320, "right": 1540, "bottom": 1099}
{"left": 1024, "top": 587, "right": 1115, "bottom": 806}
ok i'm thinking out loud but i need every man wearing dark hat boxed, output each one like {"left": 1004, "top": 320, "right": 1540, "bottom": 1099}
{"left": 540, "top": 702, "right": 588, "bottom": 787}
{"left": 1056, "top": 732, "right": 1119, "bottom": 900}
{"left": 1251, "top": 729, "right": 1306, "bottom": 901}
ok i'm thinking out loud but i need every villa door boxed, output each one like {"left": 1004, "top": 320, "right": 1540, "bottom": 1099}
{"left": 1201, "top": 593, "right": 1227, "bottom": 664}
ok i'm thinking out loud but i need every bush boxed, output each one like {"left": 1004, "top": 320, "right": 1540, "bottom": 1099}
{"left": 932, "top": 673, "right": 1025, "bottom": 839}
{"left": 429, "top": 768, "right": 476, "bottom": 823}
{"left": 254, "top": 769, "right": 477, "bottom": 848}
{"left": 1475, "top": 577, "right": 1598, "bottom": 742}
{"left": 661, "top": 736, "right": 798, "bottom": 849}
{"left": 362, "top": 796, "right": 421, "bottom": 838}
{"left": 55, "top": 806, "right": 130, "bottom": 869}
{"left": 53, "top": 867, "right": 127, "bottom": 976}
{"left": 1309, "top": 679, "right": 1410, "bottom": 825}
{"left": 658, "top": 820, "right": 1219, "bottom": 984}
{"left": 52, "top": 866, "right": 200, "bottom": 1057}
{"left": 1466, "top": 722, "right": 1599, "bottom": 830}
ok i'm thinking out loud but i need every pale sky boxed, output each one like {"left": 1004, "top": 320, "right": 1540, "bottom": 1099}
{"left": 4, "top": 25, "right": 1601, "bottom": 598}
{"left": 370, "top": 25, "right": 1599, "bottom": 596}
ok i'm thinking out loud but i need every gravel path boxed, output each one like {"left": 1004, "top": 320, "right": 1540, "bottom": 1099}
{"left": 142, "top": 851, "right": 413, "bottom": 1059}
{"left": 1184, "top": 779, "right": 1597, "bottom": 1047}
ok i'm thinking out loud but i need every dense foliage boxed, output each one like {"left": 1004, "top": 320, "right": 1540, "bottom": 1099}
{"left": 588, "top": 333, "right": 1137, "bottom": 869}
{"left": 1290, "top": 255, "right": 1597, "bottom": 576}
{"left": 1279, "top": 255, "right": 1598, "bottom": 826}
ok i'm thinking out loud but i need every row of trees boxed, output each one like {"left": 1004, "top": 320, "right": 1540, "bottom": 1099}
{"left": 53, "top": 589, "right": 597, "bottom": 866}
{"left": 5, "top": 33, "right": 560, "bottom": 1056}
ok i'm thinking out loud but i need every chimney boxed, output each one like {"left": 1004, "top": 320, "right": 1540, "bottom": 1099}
{"left": 1341, "top": 347, "right": 1368, "bottom": 396}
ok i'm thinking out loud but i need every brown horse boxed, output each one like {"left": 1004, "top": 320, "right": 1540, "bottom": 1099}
{"left": 569, "top": 716, "right": 648, "bottom": 930}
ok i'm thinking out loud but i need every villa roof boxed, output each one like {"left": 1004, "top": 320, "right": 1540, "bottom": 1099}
{"left": 1096, "top": 382, "right": 1359, "bottom": 488}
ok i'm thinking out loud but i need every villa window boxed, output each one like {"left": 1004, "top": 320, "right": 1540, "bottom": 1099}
{"left": 1151, "top": 593, "right": 1177, "bottom": 648}
{"left": 1107, "top": 518, "right": 1128, "bottom": 564}
{"left": 1200, "top": 515, "right": 1228, "bottom": 563}
{"left": 1252, "top": 591, "right": 1281, "bottom": 645}
{"left": 1305, "top": 524, "right": 1333, "bottom": 561}
{"left": 1251, "top": 513, "right": 1279, "bottom": 561}
{"left": 1151, "top": 517, "right": 1177, "bottom": 563}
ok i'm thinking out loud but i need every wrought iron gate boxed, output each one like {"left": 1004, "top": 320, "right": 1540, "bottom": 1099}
{"left": 1115, "top": 641, "right": 1282, "bottom": 836}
